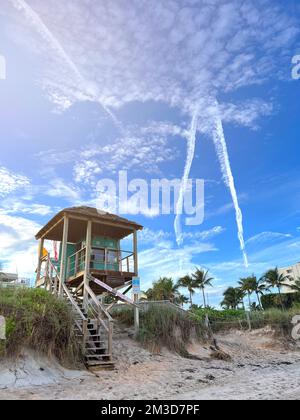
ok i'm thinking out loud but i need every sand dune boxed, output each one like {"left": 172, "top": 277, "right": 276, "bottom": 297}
{"left": 0, "top": 328, "right": 299, "bottom": 400}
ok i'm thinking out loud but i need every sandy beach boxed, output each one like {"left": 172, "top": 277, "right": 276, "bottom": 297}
{"left": 0, "top": 327, "right": 299, "bottom": 400}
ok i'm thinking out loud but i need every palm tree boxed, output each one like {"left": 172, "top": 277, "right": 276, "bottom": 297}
{"left": 250, "top": 302, "right": 261, "bottom": 312}
{"left": 248, "top": 275, "right": 269, "bottom": 310}
{"left": 263, "top": 268, "right": 290, "bottom": 310}
{"left": 238, "top": 277, "right": 256, "bottom": 310}
{"left": 221, "top": 287, "right": 244, "bottom": 310}
{"left": 192, "top": 268, "right": 214, "bottom": 308}
{"left": 177, "top": 275, "right": 198, "bottom": 307}
{"left": 174, "top": 294, "right": 190, "bottom": 308}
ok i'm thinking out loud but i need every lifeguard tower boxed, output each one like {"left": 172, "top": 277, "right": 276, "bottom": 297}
{"left": 35, "top": 206, "right": 143, "bottom": 368}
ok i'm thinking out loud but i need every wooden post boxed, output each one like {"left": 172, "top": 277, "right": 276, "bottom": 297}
{"left": 117, "top": 240, "right": 121, "bottom": 272}
{"left": 58, "top": 215, "right": 69, "bottom": 297}
{"left": 49, "top": 263, "right": 53, "bottom": 293}
{"left": 83, "top": 220, "right": 92, "bottom": 307}
{"left": 133, "top": 230, "right": 138, "bottom": 275}
{"left": 75, "top": 251, "right": 79, "bottom": 276}
{"left": 134, "top": 293, "right": 140, "bottom": 336}
{"left": 104, "top": 248, "right": 107, "bottom": 270}
{"left": 45, "top": 255, "right": 50, "bottom": 291}
{"left": 108, "top": 321, "right": 113, "bottom": 361}
{"left": 133, "top": 231, "right": 139, "bottom": 335}
{"left": 36, "top": 238, "right": 44, "bottom": 287}
{"left": 246, "top": 311, "right": 252, "bottom": 331}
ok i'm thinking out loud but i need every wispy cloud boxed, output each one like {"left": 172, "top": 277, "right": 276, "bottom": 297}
{"left": 45, "top": 178, "right": 81, "bottom": 202}
{"left": 7, "top": 0, "right": 298, "bottom": 111}
{"left": 0, "top": 200, "right": 54, "bottom": 216}
{"left": 0, "top": 166, "right": 30, "bottom": 197}
{"left": 139, "top": 226, "right": 225, "bottom": 245}
{"left": 246, "top": 231, "right": 293, "bottom": 246}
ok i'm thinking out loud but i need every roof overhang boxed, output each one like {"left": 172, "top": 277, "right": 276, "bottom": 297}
{"left": 35, "top": 207, "right": 143, "bottom": 243}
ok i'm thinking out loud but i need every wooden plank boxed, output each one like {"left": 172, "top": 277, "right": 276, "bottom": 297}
{"left": 62, "top": 283, "right": 86, "bottom": 320}
{"left": 58, "top": 215, "right": 69, "bottom": 297}
{"left": 90, "top": 276, "right": 137, "bottom": 306}
{"left": 37, "top": 216, "right": 64, "bottom": 240}
{"left": 66, "top": 214, "right": 136, "bottom": 232}
{"left": 133, "top": 230, "right": 138, "bottom": 275}
{"left": 83, "top": 220, "right": 92, "bottom": 306}
{"left": 36, "top": 238, "right": 44, "bottom": 287}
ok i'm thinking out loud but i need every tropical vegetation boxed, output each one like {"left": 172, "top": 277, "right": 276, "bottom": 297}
{"left": 143, "top": 265, "right": 298, "bottom": 313}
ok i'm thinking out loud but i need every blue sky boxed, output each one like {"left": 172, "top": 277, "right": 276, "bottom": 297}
{"left": 0, "top": 0, "right": 300, "bottom": 307}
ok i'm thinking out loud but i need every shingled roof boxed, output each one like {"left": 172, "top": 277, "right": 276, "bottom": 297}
{"left": 35, "top": 206, "right": 143, "bottom": 242}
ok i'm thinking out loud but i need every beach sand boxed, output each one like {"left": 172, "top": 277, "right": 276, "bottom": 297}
{"left": 0, "top": 327, "right": 299, "bottom": 400}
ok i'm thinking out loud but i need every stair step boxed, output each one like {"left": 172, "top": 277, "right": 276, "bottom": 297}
{"left": 86, "top": 347, "right": 106, "bottom": 352}
{"left": 86, "top": 361, "right": 114, "bottom": 368}
{"left": 85, "top": 354, "right": 111, "bottom": 359}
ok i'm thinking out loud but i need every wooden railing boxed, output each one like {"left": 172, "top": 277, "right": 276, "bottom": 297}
{"left": 67, "top": 247, "right": 86, "bottom": 278}
{"left": 86, "top": 283, "right": 113, "bottom": 358}
{"left": 74, "top": 277, "right": 114, "bottom": 360}
{"left": 67, "top": 247, "right": 135, "bottom": 279}
{"left": 36, "top": 255, "right": 114, "bottom": 361}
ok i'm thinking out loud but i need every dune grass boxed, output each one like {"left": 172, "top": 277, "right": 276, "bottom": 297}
{"left": 0, "top": 286, "right": 83, "bottom": 366}
{"left": 113, "top": 304, "right": 206, "bottom": 356}
{"left": 114, "top": 304, "right": 298, "bottom": 349}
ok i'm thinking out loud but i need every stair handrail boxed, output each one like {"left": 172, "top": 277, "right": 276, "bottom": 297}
{"left": 42, "top": 255, "right": 60, "bottom": 295}
{"left": 85, "top": 280, "right": 114, "bottom": 359}
{"left": 62, "top": 282, "right": 87, "bottom": 321}
{"left": 85, "top": 283, "right": 113, "bottom": 332}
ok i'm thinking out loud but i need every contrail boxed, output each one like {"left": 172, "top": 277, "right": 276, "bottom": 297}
{"left": 211, "top": 100, "right": 249, "bottom": 268}
{"left": 174, "top": 108, "right": 199, "bottom": 246}
{"left": 10, "top": 0, "right": 120, "bottom": 128}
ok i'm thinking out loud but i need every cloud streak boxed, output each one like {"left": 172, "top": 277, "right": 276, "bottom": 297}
{"left": 174, "top": 107, "right": 199, "bottom": 245}
{"left": 210, "top": 100, "right": 249, "bottom": 267}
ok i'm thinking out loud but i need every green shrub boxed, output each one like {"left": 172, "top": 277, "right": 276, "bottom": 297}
{"left": 112, "top": 305, "right": 134, "bottom": 325}
{"left": 190, "top": 308, "right": 249, "bottom": 332}
{"left": 191, "top": 307, "right": 296, "bottom": 336}
{"left": 0, "top": 287, "right": 83, "bottom": 366}
{"left": 261, "top": 292, "right": 300, "bottom": 310}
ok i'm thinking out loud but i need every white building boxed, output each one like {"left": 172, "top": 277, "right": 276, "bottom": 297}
{"left": 0, "top": 272, "right": 29, "bottom": 288}
{"left": 279, "top": 263, "right": 300, "bottom": 294}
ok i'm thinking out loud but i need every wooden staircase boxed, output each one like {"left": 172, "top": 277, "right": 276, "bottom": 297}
{"left": 66, "top": 288, "right": 114, "bottom": 369}
{"left": 43, "top": 257, "right": 115, "bottom": 369}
